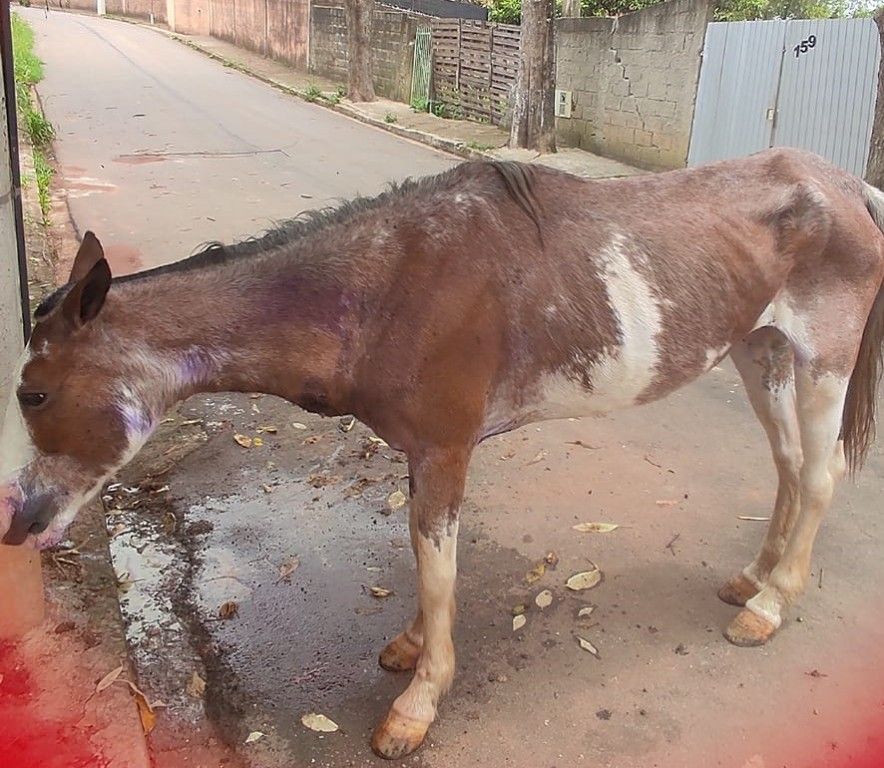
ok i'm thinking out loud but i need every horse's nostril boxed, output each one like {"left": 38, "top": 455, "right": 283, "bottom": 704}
{"left": 27, "top": 519, "right": 49, "bottom": 535}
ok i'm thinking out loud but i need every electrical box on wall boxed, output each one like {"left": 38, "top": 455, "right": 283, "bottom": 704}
{"left": 555, "top": 90, "right": 572, "bottom": 118}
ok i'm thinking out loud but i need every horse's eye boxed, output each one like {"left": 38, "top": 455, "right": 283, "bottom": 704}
{"left": 17, "top": 391, "right": 48, "bottom": 409}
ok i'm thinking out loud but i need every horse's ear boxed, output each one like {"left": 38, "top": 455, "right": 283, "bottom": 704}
{"left": 61, "top": 256, "right": 112, "bottom": 328}
{"left": 69, "top": 231, "right": 105, "bottom": 283}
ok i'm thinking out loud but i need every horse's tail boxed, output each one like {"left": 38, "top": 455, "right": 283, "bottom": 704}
{"left": 842, "top": 182, "right": 884, "bottom": 473}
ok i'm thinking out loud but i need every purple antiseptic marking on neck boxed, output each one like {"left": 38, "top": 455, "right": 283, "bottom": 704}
{"left": 177, "top": 348, "right": 218, "bottom": 388}
{"left": 120, "top": 403, "right": 154, "bottom": 438}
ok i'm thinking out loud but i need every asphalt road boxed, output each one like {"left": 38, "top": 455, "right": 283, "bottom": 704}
{"left": 25, "top": 7, "right": 454, "bottom": 275}
{"left": 21, "top": 8, "right": 884, "bottom": 768}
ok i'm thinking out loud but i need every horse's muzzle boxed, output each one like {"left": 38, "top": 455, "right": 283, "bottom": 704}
{"left": 0, "top": 485, "right": 52, "bottom": 546}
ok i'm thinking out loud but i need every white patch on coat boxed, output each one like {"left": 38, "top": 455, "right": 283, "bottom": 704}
{"left": 538, "top": 233, "right": 664, "bottom": 417}
{"left": 392, "top": 519, "right": 459, "bottom": 724}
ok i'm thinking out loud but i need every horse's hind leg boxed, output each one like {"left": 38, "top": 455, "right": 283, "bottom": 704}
{"left": 720, "top": 329, "right": 802, "bottom": 607}
{"left": 725, "top": 319, "right": 856, "bottom": 647}
{"left": 379, "top": 502, "right": 424, "bottom": 673}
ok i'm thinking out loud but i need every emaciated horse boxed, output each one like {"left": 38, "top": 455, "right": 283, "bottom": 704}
{"left": 1, "top": 148, "right": 883, "bottom": 758}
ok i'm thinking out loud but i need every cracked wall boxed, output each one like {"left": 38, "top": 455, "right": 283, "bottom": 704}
{"left": 555, "top": 0, "right": 713, "bottom": 170}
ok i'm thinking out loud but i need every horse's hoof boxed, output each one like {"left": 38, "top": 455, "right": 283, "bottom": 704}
{"left": 724, "top": 609, "right": 778, "bottom": 647}
{"left": 371, "top": 710, "right": 430, "bottom": 759}
{"left": 379, "top": 633, "right": 421, "bottom": 673}
{"left": 718, "top": 574, "right": 760, "bottom": 607}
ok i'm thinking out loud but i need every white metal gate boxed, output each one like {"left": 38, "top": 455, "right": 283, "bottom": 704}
{"left": 688, "top": 18, "right": 880, "bottom": 176}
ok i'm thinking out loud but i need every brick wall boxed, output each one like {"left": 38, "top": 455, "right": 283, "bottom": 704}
{"left": 310, "top": 4, "right": 420, "bottom": 102}
{"left": 555, "top": 0, "right": 713, "bottom": 170}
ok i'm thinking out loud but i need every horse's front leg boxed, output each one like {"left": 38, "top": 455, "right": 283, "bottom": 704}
{"left": 371, "top": 447, "right": 469, "bottom": 759}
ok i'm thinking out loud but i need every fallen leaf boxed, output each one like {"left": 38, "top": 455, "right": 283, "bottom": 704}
{"left": 122, "top": 680, "right": 157, "bottom": 734}
{"left": 307, "top": 473, "right": 342, "bottom": 488}
{"left": 186, "top": 671, "right": 206, "bottom": 699}
{"left": 573, "top": 522, "right": 620, "bottom": 534}
{"left": 96, "top": 665, "right": 124, "bottom": 693}
{"left": 576, "top": 635, "right": 600, "bottom": 658}
{"left": 525, "top": 561, "right": 546, "bottom": 584}
{"left": 257, "top": 425, "right": 278, "bottom": 434}
{"left": 566, "top": 567, "right": 603, "bottom": 591}
{"left": 245, "top": 731, "right": 265, "bottom": 744}
{"left": 339, "top": 416, "right": 356, "bottom": 433}
{"left": 577, "top": 605, "right": 596, "bottom": 619}
{"left": 512, "top": 603, "right": 527, "bottom": 616}
{"left": 218, "top": 601, "right": 239, "bottom": 620}
{"left": 278, "top": 558, "right": 300, "bottom": 582}
{"left": 301, "top": 713, "right": 339, "bottom": 733}
{"left": 527, "top": 450, "right": 548, "bottom": 466}
{"left": 180, "top": 419, "right": 202, "bottom": 426}
{"left": 737, "top": 516, "right": 771, "bottom": 522}
{"left": 368, "top": 436, "right": 388, "bottom": 447}
{"left": 249, "top": 393, "right": 264, "bottom": 399}
{"left": 544, "top": 551, "right": 559, "bottom": 568}
{"left": 292, "top": 422, "right": 308, "bottom": 430}
{"left": 253, "top": 437, "right": 264, "bottom": 447}
{"left": 262, "top": 484, "right": 274, "bottom": 494}
{"left": 387, "top": 489, "right": 407, "bottom": 511}
{"left": 513, "top": 614, "right": 527, "bottom": 631}
{"left": 535, "top": 589, "right": 553, "bottom": 609}
{"left": 370, "top": 586, "right": 393, "bottom": 599}
{"left": 234, "top": 434, "right": 253, "bottom": 448}
{"left": 655, "top": 499, "right": 679, "bottom": 507}
{"left": 109, "top": 523, "right": 128, "bottom": 538}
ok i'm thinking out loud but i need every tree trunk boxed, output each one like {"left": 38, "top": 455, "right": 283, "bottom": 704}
{"left": 562, "top": 0, "right": 581, "bottom": 17}
{"left": 345, "top": 0, "right": 375, "bottom": 103}
{"left": 509, "top": 0, "right": 556, "bottom": 153}
{"left": 866, "top": 10, "right": 884, "bottom": 186}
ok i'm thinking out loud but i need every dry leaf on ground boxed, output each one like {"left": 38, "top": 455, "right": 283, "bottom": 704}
{"left": 572, "top": 522, "right": 620, "bottom": 533}
{"left": 577, "top": 605, "right": 596, "bottom": 619}
{"left": 513, "top": 614, "right": 527, "bottom": 631}
{"left": 535, "top": 589, "right": 553, "bottom": 609}
{"left": 234, "top": 434, "right": 253, "bottom": 448}
{"left": 655, "top": 499, "right": 679, "bottom": 507}
{"left": 186, "top": 671, "right": 206, "bottom": 699}
{"left": 278, "top": 557, "right": 300, "bottom": 582}
{"left": 301, "top": 713, "right": 339, "bottom": 733}
{"left": 737, "top": 516, "right": 771, "bottom": 522}
{"left": 370, "top": 586, "right": 393, "bottom": 599}
{"left": 245, "top": 731, "right": 265, "bottom": 744}
{"left": 257, "top": 425, "right": 278, "bottom": 434}
{"left": 576, "top": 636, "right": 600, "bottom": 658}
{"left": 566, "top": 567, "right": 603, "bottom": 591}
{"left": 368, "top": 436, "right": 388, "bottom": 446}
{"left": 527, "top": 450, "right": 548, "bottom": 466}
{"left": 544, "top": 551, "right": 559, "bottom": 568}
{"left": 218, "top": 601, "right": 239, "bottom": 620}
{"left": 96, "top": 665, "right": 124, "bottom": 693}
{"left": 387, "top": 489, "right": 407, "bottom": 511}
{"left": 339, "top": 416, "right": 356, "bottom": 432}
{"left": 292, "top": 422, "right": 308, "bottom": 430}
{"left": 525, "top": 561, "right": 546, "bottom": 584}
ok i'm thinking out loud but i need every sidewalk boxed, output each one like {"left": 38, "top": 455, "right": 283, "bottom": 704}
{"left": 170, "top": 31, "right": 646, "bottom": 180}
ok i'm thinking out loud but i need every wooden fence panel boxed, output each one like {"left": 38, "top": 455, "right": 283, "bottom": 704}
{"left": 430, "top": 19, "right": 520, "bottom": 126}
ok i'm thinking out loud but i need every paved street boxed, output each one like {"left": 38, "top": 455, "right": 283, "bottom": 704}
{"left": 21, "top": 7, "right": 884, "bottom": 768}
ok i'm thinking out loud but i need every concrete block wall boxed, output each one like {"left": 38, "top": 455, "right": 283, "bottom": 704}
{"left": 555, "top": 0, "right": 713, "bottom": 170}
{"left": 310, "top": 4, "right": 420, "bottom": 102}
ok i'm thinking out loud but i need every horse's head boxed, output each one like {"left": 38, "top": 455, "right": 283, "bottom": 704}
{"left": 0, "top": 233, "right": 144, "bottom": 548}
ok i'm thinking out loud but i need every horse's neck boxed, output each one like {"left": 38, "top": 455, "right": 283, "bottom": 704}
{"left": 107, "top": 266, "right": 355, "bottom": 417}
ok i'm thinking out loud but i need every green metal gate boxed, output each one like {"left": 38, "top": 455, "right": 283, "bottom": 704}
{"left": 411, "top": 26, "right": 432, "bottom": 111}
